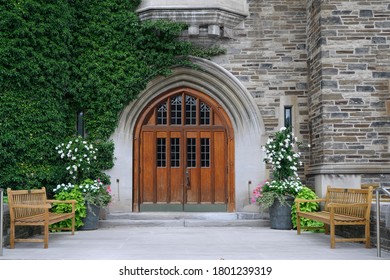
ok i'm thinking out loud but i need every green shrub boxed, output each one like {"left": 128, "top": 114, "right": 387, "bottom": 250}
{"left": 50, "top": 187, "right": 87, "bottom": 231}
{"left": 291, "top": 186, "right": 324, "bottom": 232}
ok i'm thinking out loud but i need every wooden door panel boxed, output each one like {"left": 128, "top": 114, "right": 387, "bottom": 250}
{"left": 156, "top": 168, "right": 168, "bottom": 203}
{"left": 200, "top": 167, "right": 212, "bottom": 203}
{"left": 170, "top": 168, "right": 183, "bottom": 203}
{"left": 141, "top": 131, "right": 155, "bottom": 203}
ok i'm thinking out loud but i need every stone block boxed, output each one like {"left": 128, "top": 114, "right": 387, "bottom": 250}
{"left": 372, "top": 37, "right": 387, "bottom": 44}
{"left": 373, "top": 72, "right": 390, "bottom": 78}
{"left": 356, "top": 86, "right": 375, "bottom": 92}
{"left": 348, "top": 64, "right": 367, "bottom": 70}
{"left": 359, "top": 10, "right": 373, "bottom": 17}
{"left": 321, "top": 80, "right": 338, "bottom": 89}
{"left": 321, "top": 16, "right": 342, "bottom": 25}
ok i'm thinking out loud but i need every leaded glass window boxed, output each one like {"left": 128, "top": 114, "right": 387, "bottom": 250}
{"left": 170, "top": 138, "right": 180, "bottom": 167}
{"left": 170, "top": 96, "right": 182, "bottom": 125}
{"left": 185, "top": 95, "right": 197, "bottom": 125}
{"left": 201, "top": 138, "right": 210, "bottom": 167}
{"left": 200, "top": 102, "right": 210, "bottom": 125}
{"left": 157, "top": 102, "right": 167, "bottom": 125}
{"left": 156, "top": 138, "right": 166, "bottom": 167}
{"left": 187, "top": 138, "right": 196, "bottom": 168}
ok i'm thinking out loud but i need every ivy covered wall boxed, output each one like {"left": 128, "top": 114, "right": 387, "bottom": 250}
{"left": 0, "top": 0, "right": 214, "bottom": 193}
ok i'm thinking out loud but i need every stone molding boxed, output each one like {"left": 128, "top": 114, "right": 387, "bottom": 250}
{"left": 107, "top": 57, "right": 266, "bottom": 212}
{"left": 308, "top": 163, "right": 390, "bottom": 175}
{"left": 136, "top": 0, "right": 248, "bottom": 39}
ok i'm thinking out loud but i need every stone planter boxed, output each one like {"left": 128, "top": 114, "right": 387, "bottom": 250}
{"left": 269, "top": 196, "right": 294, "bottom": 230}
{"left": 80, "top": 203, "right": 100, "bottom": 230}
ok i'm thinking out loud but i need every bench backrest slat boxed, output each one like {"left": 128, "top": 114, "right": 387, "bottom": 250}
{"left": 7, "top": 187, "right": 48, "bottom": 219}
{"left": 324, "top": 186, "right": 372, "bottom": 218}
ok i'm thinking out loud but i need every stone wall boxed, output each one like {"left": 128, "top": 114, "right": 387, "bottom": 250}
{"left": 306, "top": 0, "right": 390, "bottom": 176}
{"left": 213, "top": 0, "right": 311, "bottom": 179}
{"left": 216, "top": 0, "right": 309, "bottom": 134}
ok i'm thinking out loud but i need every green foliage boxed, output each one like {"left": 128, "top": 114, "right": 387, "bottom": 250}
{"left": 252, "top": 180, "right": 303, "bottom": 210}
{"left": 1, "top": 0, "right": 209, "bottom": 191}
{"left": 0, "top": 0, "right": 74, "bottom": 190}
{"left": 79, "top": 179, "right": 111, "bottom": 207}
{"left": 291, "top": 186, "right": 324, "bottom": 232}
{"left": 69, "top": 1, "right": 199, "bottom": 140}
{"left": 50, "top": 186, "right": 87, "bottom": 231}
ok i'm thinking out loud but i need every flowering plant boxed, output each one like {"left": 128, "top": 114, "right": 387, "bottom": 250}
{"left": 53, "top": 178, "right": 111, "bottom": 207}
{"left": 55, "top": 136, "right": 98, "bottom": 182}
{"left": 252, "top": 180, "right": 303, "bottom": 209}
{"left": 262, "top": 127, "right": 302, "bottom": 181}
{"left": 253, "top": 127, "right": 305, "bottom": 209}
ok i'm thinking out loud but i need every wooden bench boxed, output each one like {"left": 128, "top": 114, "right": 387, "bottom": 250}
{"left": 295, "top": 186, "right": 373, "bottom": 249}
{"left": 7, "top": 187, "right": 76, "bottom": 249}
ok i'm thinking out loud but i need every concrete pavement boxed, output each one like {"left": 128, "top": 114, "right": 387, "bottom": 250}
{"left": 1, "top": 222, "right": 389, "bottom": 260}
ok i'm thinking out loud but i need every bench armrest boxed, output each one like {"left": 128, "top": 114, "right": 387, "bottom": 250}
{"left": 295, "top": 198, "right": 326, "bottom": 203}
{"left": 11, "top": 203, "right": 52, "bottom": 209}
{"left": 295, "top": 198, "right": 325, "bottom": 212}
{"left": 47, "top": 199, "right": 76, "bottom": 204}
{"left": 47, "top": 199, "right": 76, "bottom": 213}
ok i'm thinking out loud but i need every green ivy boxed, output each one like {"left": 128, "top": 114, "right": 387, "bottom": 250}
{"left": 291, "top": 186, "right": 324, "bottom": 232}
{"left": 0, "top": 0, "right": 217, "bottom": 191}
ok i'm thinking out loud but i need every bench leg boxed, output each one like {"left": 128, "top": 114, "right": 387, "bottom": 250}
{"left": 44, "top": 224, "right": 49, "bottom": 249}
{"left": 365, "top": 222, "right": 371, "bottom": 248}
{"left": 324, "top": 224, "right": 330, "bottom": 235}
{"left": 330, "top": 222, "right": 335, "bottom": 249}
{"left": 296, "top": 215, "right": 301, "bottom": 234}
{"left": 71, "top": 216, "right": 75, "bottom": 235}
{"left": 10, "top": 222, "right": 15, "bottom": 249}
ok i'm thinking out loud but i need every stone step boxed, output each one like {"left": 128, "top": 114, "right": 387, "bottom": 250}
{"left": 99, "top": 212, "right": 270, "bottom": 228}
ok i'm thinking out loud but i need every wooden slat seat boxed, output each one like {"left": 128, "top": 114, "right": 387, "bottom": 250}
{"left": 7, "top": 187, "right": 76, "bottom": 249}
{"left": 295, "top": 186, "right": 373, "bottom": 249}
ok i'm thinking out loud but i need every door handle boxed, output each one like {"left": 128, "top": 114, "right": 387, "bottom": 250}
{"left": 186, "top": 168, "right": 191, "bottom": 189}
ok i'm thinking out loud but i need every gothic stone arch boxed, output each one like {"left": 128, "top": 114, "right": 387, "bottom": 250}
{"left": 106, "top": 57, "right": 265, "bottom": 212}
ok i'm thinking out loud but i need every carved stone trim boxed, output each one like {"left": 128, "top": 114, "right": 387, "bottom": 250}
{"left": 136, "top": 0, "right": 248, "bottom": 29}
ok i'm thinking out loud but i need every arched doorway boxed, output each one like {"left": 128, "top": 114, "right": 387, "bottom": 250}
{"left": 133, "top": 87, "right": 235, "bottom": 212}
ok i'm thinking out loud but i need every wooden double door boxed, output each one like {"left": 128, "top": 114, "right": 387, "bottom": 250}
{"left": 133, "top": 88, "right": 234, "bottom": 212}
